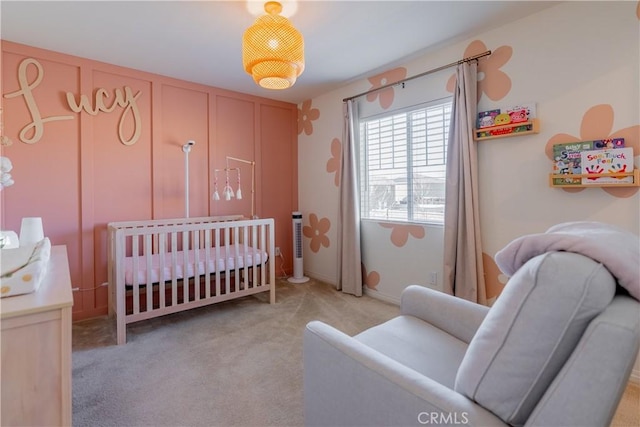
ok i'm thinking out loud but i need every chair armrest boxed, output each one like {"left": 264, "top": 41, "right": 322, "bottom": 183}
{"left": 400, "top": 285, "right": 489, "bottom": 344}
{"left": 304, "top": 320, "right": 507, "bottom": 427}
{"left": 526, "top": 295, "right": 640, "bottom": 427}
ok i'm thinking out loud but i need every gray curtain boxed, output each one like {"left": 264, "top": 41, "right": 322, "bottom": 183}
{"left": 443, "top": 62, "right": 487, "bottom": 305}
{"left": 336, "top": 100, "right": 362, "bottom": 296}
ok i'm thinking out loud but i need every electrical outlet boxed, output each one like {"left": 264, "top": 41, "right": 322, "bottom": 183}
{"left": 429, "top": 271, "right": 437, "bottom": 286}
{"left": 275, "top": 247, "right": 281, "bottom": 256}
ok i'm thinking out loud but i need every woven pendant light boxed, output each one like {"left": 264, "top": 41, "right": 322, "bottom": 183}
{"left": 242, "top": 1, "right": 304, "bottom": 90}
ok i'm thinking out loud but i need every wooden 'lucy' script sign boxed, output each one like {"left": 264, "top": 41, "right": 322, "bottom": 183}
{"left": 3, "top": 58, "right": 142, "bottom": 145}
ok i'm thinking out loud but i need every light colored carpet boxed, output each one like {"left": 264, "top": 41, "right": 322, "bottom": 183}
{"left": 72, "top": 278, "right": 639, "bottom": 427}
{"left": 72, "top": 278, "right": 399, "bottom": 427}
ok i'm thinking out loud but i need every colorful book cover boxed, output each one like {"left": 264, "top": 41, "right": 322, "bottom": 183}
{"left": 552, "top": 139, "right": 625, "bottom": 185}
{"left": 476, "top": 103, "right": 537, "bottom": 130}
{"left": 552, "top": 141, "right": 595, "bottom": 185}
{"left": 593, "top": 138, "right": 625, "bottom": 149}
{"left": 477, "top": 109, "right": 500, "bottom": 128}
{"left": 581, "top": 147, "right": 634, "bottom": 185}
{"left": 504, "top": 102, "right": 537, "bottom": 120}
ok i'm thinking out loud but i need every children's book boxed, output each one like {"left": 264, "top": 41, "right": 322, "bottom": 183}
{"left": 504, "top": 102, "right": 537, "bottom": 121}
{"left": 477, "top": 103, "right": 537, "bottom": 130}
{"left": 580, "top": 147, "right": 634, "bottom": 185}
{"left": 593, "top": 138, "right": 625, "bottom": 149}
{"left": 552, "top": 138, "right": 625, "bottom": 185}
{"left": 477, "top": 109, "right": 500, "bottom": 128}
{"left": 552, "top": 141, "right": 596, "bottom": 185}
{"left": 501, "top": 102, "right": 537, "bottom": 122}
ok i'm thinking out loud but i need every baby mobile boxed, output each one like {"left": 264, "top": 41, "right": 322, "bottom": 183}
{"left": 213, "top": 156, "right": 256, "bottom": 218}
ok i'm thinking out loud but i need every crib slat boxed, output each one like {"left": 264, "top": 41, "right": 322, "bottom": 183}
{"left": 215, "top": 229, "right": 221, "bottom": 297}
{"left": 233, "top": 226, "right": 240, "bottom": 292}
{"left": 242, "top": 224, "right": 249, "bottom": 289}
{"left": 259, "top": 223, "right": 264, "bottom": 287}
{"left": 145, "top": 234, "right": 153, "bottom": 312}
{"left": 159, "top": 232, "right": 166, "bottom": 309}
{"left": 264, "top": 224, "right": 269, "bottom": 287}
{"left": 114, "top": 228, "right": 127, "bottom": 345}
{"left": 263, "top": 223, "right": 269, "bottom": 286}
{"left": 182, "top": 232, "right": 189, "bottom": 303}
{"left": 204, "top": 230, "right": 211, "bottom": 299}
{"left": 268, "top": 220, "right": 275, "bottom": 304}
{"left": 132, "top": 236, "right": 140, "bottom": 315}
{"left": 224, "top": 226, "right": 230, "bottom": 295}
{"left": 171, "top": 232, "right": 178, "bottom": 306}
{"left": 193, "top": 228, "right": 201, "bottom": 301}
{"left": 249, "top": 225, "right": 260, "bottom": 287}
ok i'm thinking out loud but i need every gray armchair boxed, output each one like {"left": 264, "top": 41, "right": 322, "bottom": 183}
{"left": 304, "top": 251, "right": 640, "bottom": 426}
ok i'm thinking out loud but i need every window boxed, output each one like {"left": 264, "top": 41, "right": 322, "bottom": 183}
{"left": 359, "top": 98, "right": 451, "bottom": 224}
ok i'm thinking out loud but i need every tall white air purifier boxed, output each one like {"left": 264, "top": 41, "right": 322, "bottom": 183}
{"left": 288, "top": 211, "right": 309, "bottom": 283}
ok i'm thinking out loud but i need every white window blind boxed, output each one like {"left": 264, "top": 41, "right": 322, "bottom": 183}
{"left": 359, "top": 99, "right": 451, "bottom": 224}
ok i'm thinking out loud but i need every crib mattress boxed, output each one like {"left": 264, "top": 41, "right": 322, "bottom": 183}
{"left": 123, "top": 244, "right": 267, "bottom": 286}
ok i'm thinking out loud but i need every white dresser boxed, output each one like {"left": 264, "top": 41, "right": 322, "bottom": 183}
{"left": 1, "top": 245, "right": 73, "bottom": 426}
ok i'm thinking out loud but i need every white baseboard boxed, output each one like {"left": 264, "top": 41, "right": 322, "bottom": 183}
{"left": 630, "top": 369, "right": 640, "bottom": 385}
{"left": 304, "top": 270, "right": 337, "bottom": 286}
{"left": 363, "top": 287, "right": 400, "bottom": 306}
{"left": 304, "top": 272, "right": 401, "bottom": 307}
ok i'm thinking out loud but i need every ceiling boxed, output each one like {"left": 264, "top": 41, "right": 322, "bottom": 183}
{"left": 1, "top": 1, "right": 560, "bottom": 105}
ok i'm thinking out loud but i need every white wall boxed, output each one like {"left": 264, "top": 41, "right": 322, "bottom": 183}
{"left": 299, "top": 1, "right": 639, "bottom": 302}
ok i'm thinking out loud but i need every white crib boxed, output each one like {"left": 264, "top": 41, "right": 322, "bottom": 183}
{"left": 108, "top": 216, "right": 275, "bottom": 345}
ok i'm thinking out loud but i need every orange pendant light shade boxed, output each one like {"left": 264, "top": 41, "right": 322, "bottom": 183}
{"left": 242, "top": 1, "right": 304, "bottom": 90}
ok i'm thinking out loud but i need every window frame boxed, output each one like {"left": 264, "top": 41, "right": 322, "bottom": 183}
{"left": 358, "top": 97, "right": 452, "bottom": 226}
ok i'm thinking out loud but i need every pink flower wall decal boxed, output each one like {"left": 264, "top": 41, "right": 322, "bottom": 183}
{"left": 303, "top": 213, "right": 331, "bottom": 253}
{"left": 544, "top": 104, "right": 639, "bottom": 198}
{"left": 326, "top": 138, "right": 341, "bottom": 187}
{"left": 298, "top": 100, "right": 320, "bottom": 136}
{"left": 378, "top": 222, "right": 425, "bottom": 247}
{"left": 446, "top": 40, "right": 512, "bottom": 102}
{"left": 361, "top": 263, "right": 380, "bottom": 290}
{"left": 366, "top": 67, "right": 407, "bottom": 110}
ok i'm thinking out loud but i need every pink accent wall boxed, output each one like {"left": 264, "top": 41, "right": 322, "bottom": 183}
{"left": 261, "top": 104, "right": 298, "bottom": 264}
{"left": 1, "top": 41, "right": 298, "bottom": 320}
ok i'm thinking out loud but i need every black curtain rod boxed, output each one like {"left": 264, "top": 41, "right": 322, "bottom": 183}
{"left": 342, "top": 50, "right": 491, "bottom": 103}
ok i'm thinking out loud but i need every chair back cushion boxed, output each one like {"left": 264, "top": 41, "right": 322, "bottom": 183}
{"left": 454, "top": 251, "right": 616, "bottom": 426}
